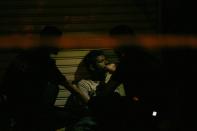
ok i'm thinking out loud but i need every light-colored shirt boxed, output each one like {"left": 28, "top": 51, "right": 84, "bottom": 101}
{"left": 65, "top": 74, "right": 125, "bottom": 111}
{"left": 77, "top": 73, "right": 126, "bottom": 100}
{"left": 77, "top": 79, "right": 99, "bottom": 100}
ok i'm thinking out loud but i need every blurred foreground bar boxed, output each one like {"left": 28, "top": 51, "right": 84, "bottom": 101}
{"left": 0, "top": 35, "right": 197, "bottom": 49}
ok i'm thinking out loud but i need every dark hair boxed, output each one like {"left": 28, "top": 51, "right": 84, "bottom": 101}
{"left": 109, "top": 25, "right": 134, "bottom": 36}
{"left": 84, "top": 50, "right": 105, "bottom": 70}
{"left": 40, "top": 26, "right": 63, "bottom": 37}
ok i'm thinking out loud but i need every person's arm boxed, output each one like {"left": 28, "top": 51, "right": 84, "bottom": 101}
{"left": 53, "top": 61, "right": 91, "bottom": 104}
{"left": 61, "top": 80, "right": 90, "bottom": 104}
{"left": 53, "top": 66, "right": 89, "bottom": 104}
{"left": 97, "top": 79, "right": 121, "bottom": 96}
{"left": 97, "top": 63, "right": 122, "bottom": 96}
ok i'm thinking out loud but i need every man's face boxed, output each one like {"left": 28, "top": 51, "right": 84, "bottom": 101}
{"left": 95, "top": 55, "right": 108, "bottom": 70}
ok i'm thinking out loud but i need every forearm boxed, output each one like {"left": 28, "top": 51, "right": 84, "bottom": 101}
{"left": 106, "top": 79, "right": 121, "bottom": 93}
{"left": 62, "top": 81, "right": 90, "bottom": 104}
{"left": 96, "top": 80, "right": 121, "bottom": 97}
{"left": 70, "top": 84, "right": 90, "bottom": 104}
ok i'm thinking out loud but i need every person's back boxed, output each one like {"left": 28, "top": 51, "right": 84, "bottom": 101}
{"left": 4, "top": 48, "right": 62, "bottom": 107}
{"left": 2, "top": 26, "right": 68, "bottom": 131}
{"left": 2, "top": 48, "right": 62, "bottom": 130}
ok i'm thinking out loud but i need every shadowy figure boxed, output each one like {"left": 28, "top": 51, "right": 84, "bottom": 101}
{"left": 1, "top": 26, "right": 70, "bottom": 131}
{"left": 88, "top": 25, "right": 162, "bottom": 131}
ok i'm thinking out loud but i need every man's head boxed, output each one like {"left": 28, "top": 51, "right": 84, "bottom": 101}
{"left": 110, "top": 25, "right": 136, "bottom": 58}
{"left": 84, "top": 50, "right": 108, "bottom": 80}
{"left": 109, "top": 25, "right": 134, "bottom": 36}
{"left": 40, "top": 26, "right": 63, "bottom": 37}
{"left": 39, "top": 26, "right": 63, "bottom": 54}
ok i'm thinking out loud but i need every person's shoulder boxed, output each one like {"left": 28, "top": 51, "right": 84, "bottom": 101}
{"left": 79, "top": 79, "right": 98, "bottom": 85}
{"left": 78, "top": 79, "right": 91, "bottom": 86}
{"left": 78, "top": 79, "right": 95, "bottom": 90}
